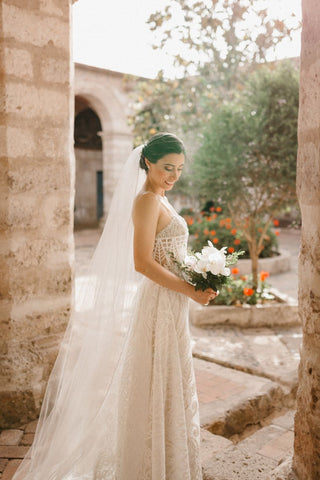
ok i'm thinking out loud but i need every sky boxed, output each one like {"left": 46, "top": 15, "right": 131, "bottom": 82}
{"left": 72, "top": 0, "right": 302, "bottom": 79}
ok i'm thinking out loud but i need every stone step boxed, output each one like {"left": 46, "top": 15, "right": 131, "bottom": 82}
{"left": 192, "top": 324, "right": 301, "bottom": 390}
{"left": 201, "top": 410, "right": 295, "bottom": 480}
{"left": 194, "top": 358, "right": 293, "bottom": 437}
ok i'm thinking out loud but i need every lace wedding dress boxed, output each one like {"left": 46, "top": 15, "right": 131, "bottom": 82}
{"left": 12, "top": 147, "right": 203, "bottom": 480}
{"left": 93, "top": 194, "right": 203, "bottom": 480}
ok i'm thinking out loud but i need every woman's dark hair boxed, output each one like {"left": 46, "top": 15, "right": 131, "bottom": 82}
{"left": 139, "top": 132, "right": 186, "bottom": 172}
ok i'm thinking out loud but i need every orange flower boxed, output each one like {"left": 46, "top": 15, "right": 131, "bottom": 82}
{"left": 194, "top": 233, "right": 199, "bottom": 238}
{"left": 273, "top": 219, "right": 279, "bottom": 226}
{"left": 209, "top": 206, "right": 215, "bottom": 212}
{"left": 275, "top": 230, "right": 280, "bottom": 236}
{"left": 216, "top": 206, "right": 222, "bottom": 212}
{"left": 258, "top": 227, "right": 263, "bottom": 233}
{"left": 241, "top": 275, "right": 247, "bottom": 281}
{"left": 149, "top": 128, "right": 157, "bottom": 135}
{"left": 205, "top": 216, "right": 211, "bottom": 221}
{"left": 232, "top": 267, "right": 239, "bottom": 274}
{"left": 219, "top": 219, "right": 225, "bottom": 227}
{"left": 228, "top": 247, "right": 235, "bottom": 253}
{"left": 260, "top": 271, "right": 270, "bottom": 282}
{"left": 234, "top": 238, "right": 241, "bottom": 245}
{"left": 204, "top": 228, "right": 209, "bottom": 235}
{"left": 225, "top": 224, "right": 231, "bottom": 230}
{"left": 213, "top": 238, "right": 219, "bottom": 244}
{"left": 265, "top": 235, "right": 270, "bottom": 241}
{"left": 231, "top": 228, "right": 237, "bottom": 235}
{"left": 210, "top": 230, "right": 216, "bottom": 236}
{"left": 243, "top": 287, "right": 254, "bottom": 296}
{"left": 200, "top": 211, "right": 205, "bottom": 216}
{"left": 187, "top": 218, "right": 194, "bottom": 226}
{"left": 212, "top": 213, "right": 217, "bottom": 219}
{"left": 226, "top": 217, "right": 232, "bottom": 223}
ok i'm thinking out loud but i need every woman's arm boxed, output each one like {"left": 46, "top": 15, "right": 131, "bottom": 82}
{"left": 133, "top": 193, "right": 215, "bottom": 305}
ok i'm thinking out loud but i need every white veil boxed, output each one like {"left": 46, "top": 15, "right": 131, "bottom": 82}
{"left": 13, "top": 145, "right": 146, "bottom": 480}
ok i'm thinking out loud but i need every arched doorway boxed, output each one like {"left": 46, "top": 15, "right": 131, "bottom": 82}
{"left": 74, "top": 95, "right": 104, "bottom": 229}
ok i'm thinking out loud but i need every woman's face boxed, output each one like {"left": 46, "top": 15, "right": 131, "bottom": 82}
{"left": 145, "top": 153, "right": 185, "bottom": 193}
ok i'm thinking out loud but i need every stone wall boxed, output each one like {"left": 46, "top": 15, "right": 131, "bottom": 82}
{"left": 0, "top": 0, "right": 74, "bottom": 427}
{"left": 293, "top": 0, "right": 320, "bottom": 478}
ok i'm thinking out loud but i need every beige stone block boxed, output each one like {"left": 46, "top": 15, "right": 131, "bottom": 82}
{"left": 7, "top": 162, "right": 70, "bottom": 195}
{"left": 42, "top": 193, "right": 72, "bottom": 229}
{"left": 36, "top": 127, "right": 69, "bottom": 158}
{"left": 7, "top": 234, "right": 71, "bottom": 268}
{"left": 0, "top": 126, "right": 7, "bottom": 157}
{"left": 3, "top": 4, "right": 69, "bottom": 51}
{"left": 297, "top": 142, "right": 320, "bottom": 204}
{"left": 10, "top": 302, "right": 71, "bottom": 341}
{"left": 298, "top": 60, "right": 320, "bottom": 131}
{"left": 40, "top": 0, "right": 67, "bottom": 17}
{"left": 0, "top": 429, "right": 23, "bottom": 446}
{"left": 6, "top": 83, "right": 69, "bottom": 120}
{"left": 4, "top": 47, "right": 33, "bottom": 80}
{"left": 6, "top": 127, "right": 34, "bottom": 158}
{"left": 5, "top": 194, "right": 43, "bottom": 229}
{"left": 9, "top": 265, "right": 72, "bottom": 303}
{"left": 41, "top": 57, "right": 69, "bottom": 84}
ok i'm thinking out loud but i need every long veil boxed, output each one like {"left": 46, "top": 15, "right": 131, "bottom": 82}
{"left": 13, "top": 145, "right": 146, "bottom": 480}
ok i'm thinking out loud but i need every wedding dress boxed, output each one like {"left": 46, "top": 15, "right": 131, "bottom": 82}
{"left": 12, "top": 146, "right": 202, "bottom": 480}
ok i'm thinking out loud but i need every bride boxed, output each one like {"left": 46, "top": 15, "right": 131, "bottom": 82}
{"left": 13, "top": 132, "right": 217, "bottom": 480}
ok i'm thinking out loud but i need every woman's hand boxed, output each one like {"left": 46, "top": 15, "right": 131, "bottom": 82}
{"left": 189, "top": 287, "right": 218, "bottom": 305}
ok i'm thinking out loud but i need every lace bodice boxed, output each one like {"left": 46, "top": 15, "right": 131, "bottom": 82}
{"left": 153, "top": 196, "right": 188, "bottom": 274}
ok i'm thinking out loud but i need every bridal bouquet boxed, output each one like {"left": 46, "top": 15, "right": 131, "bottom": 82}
{"left": 173, "top": 241, "right": 245, "bottom": 292}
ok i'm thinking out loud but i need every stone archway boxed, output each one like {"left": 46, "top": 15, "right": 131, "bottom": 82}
{"left": 74, "top": 64, "right": 133, "bottom": 224}
{"left": 74, "top": 95, "right": 103, "bottom": 228}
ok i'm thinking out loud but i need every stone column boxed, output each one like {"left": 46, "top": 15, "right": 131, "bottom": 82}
{"left": 293, "top": 1, "right": 320, "bottom": 478}
{"left": 0, "top": 0, "right": 74, "bottom": 427}
{"left": 100, "top": 131, "right": 133, "bottom": 222}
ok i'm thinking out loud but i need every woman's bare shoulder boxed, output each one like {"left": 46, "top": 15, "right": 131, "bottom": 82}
{"left": 133, "top": 191, "right": 161, "bottom": 219}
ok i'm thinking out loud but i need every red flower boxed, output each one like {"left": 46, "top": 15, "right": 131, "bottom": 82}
{"left": 234, "top": 238, "right": 241, "bottom": 245}
{"left": 212, "top": 213, "right": 217, "bottom": 219}
{"left": 209, "top": 206, "right": 215, "bottom": 212}
{"left": 243, "top": 287, "right": 254, "bottom": 296}
{"left": 231, "top": 228, "right": 237, "bottom": 235}
{"left": 203, "top": 228, "right": 209, "bottom": 235}
{"left": 213, "top": 238, "right": 219, "bottom": 244}
{"left": 187, "top": 218, "right": 194, "bottom": 226}
{"left": 275, "top": 230, "right": 280, "bottom": 236}
{"left": 210, "top": 230, "right": 216, "bottom": 236}
{"left": 228, "top": 247, "right": 235, "bottom": 253}
{"left": 194, "top": 233, "right": 199, "bottom": 238}
{"left": 216, "top": 206, "right": 222, "bottom": 212}
{"left": 241, "top": 275, "right": 247, "bottom": 281}
{"left": 260, "top": 271, "right": 270, "bottom": 282}
{"left": 273, "top": 219, "right": 279, "bottom": 226}
{"left": 226, "top": 217, "right": 232, "bottom": 223}
{"left": 225, "top": 224, "right": 231, "bottom": 230}
{"left": 232, "top": 267, "right": 239, "bottom": 274}
{"left": 258, "top": 227, "right": 263, "bottom": 233}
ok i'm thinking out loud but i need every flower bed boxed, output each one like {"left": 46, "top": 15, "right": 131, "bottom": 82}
{"left": 181, "top": 206, "right": 280, "bottom": 259}
{"left": 189, "top": 288, "right": 299, "bottom": 328}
